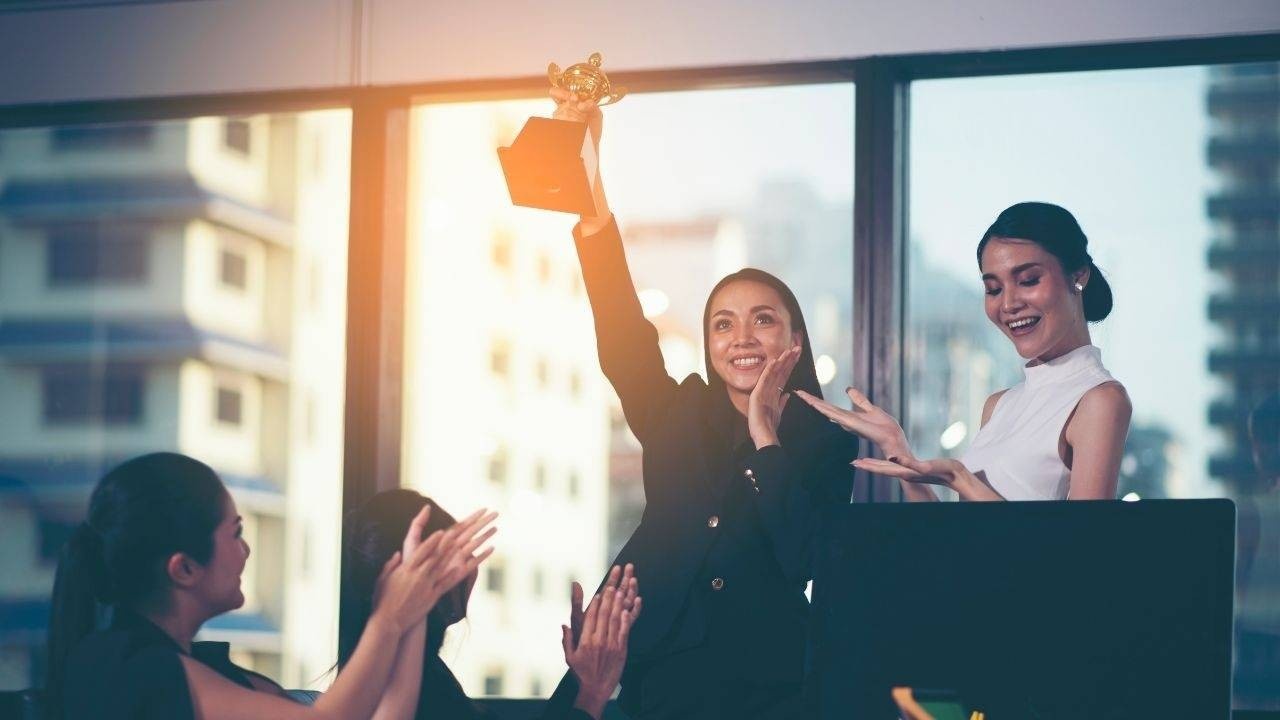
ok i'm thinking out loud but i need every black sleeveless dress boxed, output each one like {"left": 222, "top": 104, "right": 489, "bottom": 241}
{"left": 62, "top": 609, "right": 269, "bottom": 719}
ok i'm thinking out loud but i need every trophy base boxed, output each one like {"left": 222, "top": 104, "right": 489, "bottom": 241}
{"left": 498, "top": 117, "right": 599, "bottom": 216}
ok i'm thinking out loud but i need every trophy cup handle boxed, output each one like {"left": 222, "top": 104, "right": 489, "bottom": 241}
{"left": 599, "top": 86, "right": 628, "bottom": 107}
{"left": 547, "top": 63, "right": 563, "bottom": 87}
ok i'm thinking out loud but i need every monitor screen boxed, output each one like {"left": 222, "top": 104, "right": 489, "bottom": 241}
{"left": 809, "top": 499, "right": 1235, "bottom": 720}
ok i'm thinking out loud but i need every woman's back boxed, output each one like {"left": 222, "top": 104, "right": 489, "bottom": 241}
{"left": 62, "top": 609, "right": 256, "bottom": 720}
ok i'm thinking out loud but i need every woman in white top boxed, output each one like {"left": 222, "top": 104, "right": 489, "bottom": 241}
{"left": 799, "top": 202, "right": 1132, "bottom": 501}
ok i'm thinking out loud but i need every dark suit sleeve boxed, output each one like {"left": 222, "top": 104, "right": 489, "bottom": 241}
{"left": 540, "top": 671, "right": 597, "bottom": 720}
{"left": 743, "top": 444, "right": 856, "bottom": 585}
{"left": 573, "top": 217, "right": 681, "bottom": 445}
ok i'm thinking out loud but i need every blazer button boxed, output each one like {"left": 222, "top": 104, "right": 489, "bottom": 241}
{"left": 711, "top": 577, "right": 725, "bottom": 590}
{"left": 707, "top": 515, "right": 720, "bottom": 528}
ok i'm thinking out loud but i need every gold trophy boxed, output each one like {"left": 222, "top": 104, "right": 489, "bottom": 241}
{"left": 498, "top": 52, "right": 627, "bottom": 215}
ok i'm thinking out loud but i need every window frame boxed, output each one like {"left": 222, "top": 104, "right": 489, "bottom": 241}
{"left": 0, "top": 30, "right": 1275, "bottom": 704}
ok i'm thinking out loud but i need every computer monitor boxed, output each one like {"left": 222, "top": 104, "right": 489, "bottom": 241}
{"left": 808, "top": 499, "right": 1235, "bottom": 719}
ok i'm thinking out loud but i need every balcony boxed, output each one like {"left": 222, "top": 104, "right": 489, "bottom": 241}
{"left": 1206, "top": 135, "right": 1280, "bottom": 168}
{"left": 1208, "top": 452, "right": 1263, "bottom": 483}
{"left": 1206, "top": 295, "right": 1280, "bottom": 322}
{"left": 1206, "top": 191, "right": 1280, "bottom": 221}
{"left": 1206, "top": 239, "right": 1280, "bottom": 270}
{"left": 1207, "top": 84, "right": 1280, "bottom": 118}
{"left": 1207, "top": 346, "right": 1280, "bottom": 376}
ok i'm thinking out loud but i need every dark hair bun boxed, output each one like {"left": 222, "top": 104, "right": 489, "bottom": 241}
{"left": 1083, "top": 262, "right": 1113, "bottom": 322}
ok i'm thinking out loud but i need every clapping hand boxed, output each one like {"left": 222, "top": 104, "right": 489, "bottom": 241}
{"left": 747, "top": 346, "right": 802, "bottom": 449}
{"left": 372, "top": 507, "right": 497, "bottom": 634}
{"left": 795, "top": 386, "right": 914, "bottom": 463}
{"left": 563, "top": 564, "right": 642, "bottom": 719}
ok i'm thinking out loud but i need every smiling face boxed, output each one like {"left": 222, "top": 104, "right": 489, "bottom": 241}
{"left": 192, "top": 492, "right": 250, "bottom": 615}
{"left": 981, "top": 237, "right": 1092, "bottom": 362}
{"left": 706, "top": 279, "right": 802, "bottom": 397}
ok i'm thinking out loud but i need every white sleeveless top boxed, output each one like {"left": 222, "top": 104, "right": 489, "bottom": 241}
{"left": 959, "top": 345, "right": 1117, "bottom": 501}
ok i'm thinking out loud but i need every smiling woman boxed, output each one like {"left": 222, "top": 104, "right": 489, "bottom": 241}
{"left": 553, "top": 89, "right": 860, "bottom": 718}
{"left": 800, "top": 202, "right": 1132, "bottom": 503}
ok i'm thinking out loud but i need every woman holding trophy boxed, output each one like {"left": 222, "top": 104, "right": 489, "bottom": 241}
{"left": 547, "top": 74, "right": 858, "bottom": 718}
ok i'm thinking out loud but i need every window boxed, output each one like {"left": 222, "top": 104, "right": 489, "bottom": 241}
{"left": 906, "top": 62, "right": 1280, "bottom": 708}
{"left": 223, "top": 118, "right": 252, "bottom": 155}
{"left": 532, "top": 566, "right": 545, "bottom": 599}
{"left": 37, "top": 517, "right": 78, "bottom": 563}
{"left": 482, "top": 670, "right": 505, "bottom": 697}
{"left": 215, "top": 385, "right": 243, "bottom": 426}
{"left": 47, "top": 224, "right": 148, "bottom": 286}
{"left": 490, "top": 340, "right": 510, "bottom": 377}
{"left": 0, "top": 112, "right": 351, "bottom": 693}
{"left": 50, "top": 123, "right": 154, "bottom": 151}
{"left": 485, "top": 560, "right": 506, "bottom": 594}
{"left": 219, "top": 246, "right": 248, "bottom": 290}
{"left": 491, "top": 228, "right": 513, "bottom": 269}
{"left": 42, "top": 364, "right": 144, "bottom": 425}
{"left": 403, "top": 83, "right": 853, "bottom": 695}
{"left": 488, "top": 450, "right": 508, "bottom": 485}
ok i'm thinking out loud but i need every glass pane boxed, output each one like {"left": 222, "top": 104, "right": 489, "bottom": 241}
{"left": 908, "top": 63, "right": 1280, "bottom": 708}
{"left": 405, "top": 83, "right": 853, "bottom": 697}
{"left": 0, "top": 111, "right": 351, "bottom": 691}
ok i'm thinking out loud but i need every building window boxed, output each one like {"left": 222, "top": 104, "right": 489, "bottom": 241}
{"left": 482, "top": 670, "right": 504, "bottom": 697}
{"left": 536, "top": 358, "right": 550, "bottom": 389}
{"left": 488, "top": 450, "right": 508, "bottom": 486}
{"left": 216, "top": 386, "right": 243, "bottom": 426}
{"left": 533, "top": 462, "right": 547, "bottom": 491}
{"left": 490, "top": 341, "right": 510, "bottom": 377}
{"left": 47, "top": 225, "right": 148, "bottom": 286}
{"left": 42, "top": 364, "right": 144, "bottom": 425}
{"left": 50, "top": 123, "right": 154, "bottom": 152}
{"left": 223, "top": 118, "right": 252, "bottom": 155}
{"left": 38, "top": 517, "right": 78, "bottom": 562}
{"left": 537, "top": 251, "right": 553, "bottom": 284}
{"left": 485, "top": 561, "right": 506, "bottom": 595}
{"left": 567, "top": 471, "right": 580, "bottom": 499}
{"left": 532, "top": 566, "right": 545, "bottom": 599}
{"left": 530, "top": 677, "right": 544, "bottom": 697}
{"left": 219, "top": 247, "right": 248, "bottom": 290}
{"left": 491, "top": 229, "right": 512, "bottom": 270}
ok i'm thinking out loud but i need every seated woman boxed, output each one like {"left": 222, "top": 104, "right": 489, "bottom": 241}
{"left": 45, "top": 452, "right": 495, "bottom": 720}
{"left": 340, "top": 488, "right": 642, "bottom": 720}
{"left": 800, "top": 202, "right": 1132, "bottom": 500}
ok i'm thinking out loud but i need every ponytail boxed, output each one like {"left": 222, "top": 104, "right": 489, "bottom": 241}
{"left": 44, "top": 524, "right": 106, "bottom": 720}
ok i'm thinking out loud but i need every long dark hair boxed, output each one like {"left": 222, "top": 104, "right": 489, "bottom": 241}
{"left": 44, "top": 452, "right": 227, "bottom": 719}
{"left": 701, "top": 268, "right": 824, "bottom": 400}
{"left": 977, "top": 202, "right": 1114, "bottom": 322}
{"left": 338, "top": 489, "right": 459, "bottom": 667}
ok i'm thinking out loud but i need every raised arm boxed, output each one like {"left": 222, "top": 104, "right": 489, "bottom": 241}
{"left": 554, "top": 89, "right": 680, "bottom": 444}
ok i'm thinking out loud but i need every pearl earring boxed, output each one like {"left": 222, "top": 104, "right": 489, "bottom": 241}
{"left": 1074, "top": 282, "right": 1084, "bottom": 293}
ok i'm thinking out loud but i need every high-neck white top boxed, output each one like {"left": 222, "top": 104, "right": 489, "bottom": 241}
{"left": 959, "top": 344, "right": 1117, "bottom": 501}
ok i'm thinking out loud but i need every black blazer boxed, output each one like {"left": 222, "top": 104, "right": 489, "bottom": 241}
{"left": 574, "top": 218, "right": 858, "bottom": 682}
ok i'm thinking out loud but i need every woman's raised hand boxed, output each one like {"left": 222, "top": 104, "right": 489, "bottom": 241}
{"left": 550, "top": 87, "right": 610, "bottom": 230}
{"left": 853, "top": 456, "right": 1003, "bottom": 500}
{"left": 372, "top": 508, "right": 497, "bottom": 635}
{"left": 563, "top": 564, "right": 642, "bottom": 720}
{"left": 795, "top": 387, "right": 914, "bottom": 462}
{"left": 747, "top": 346, "right": 802, "bottom": 449}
